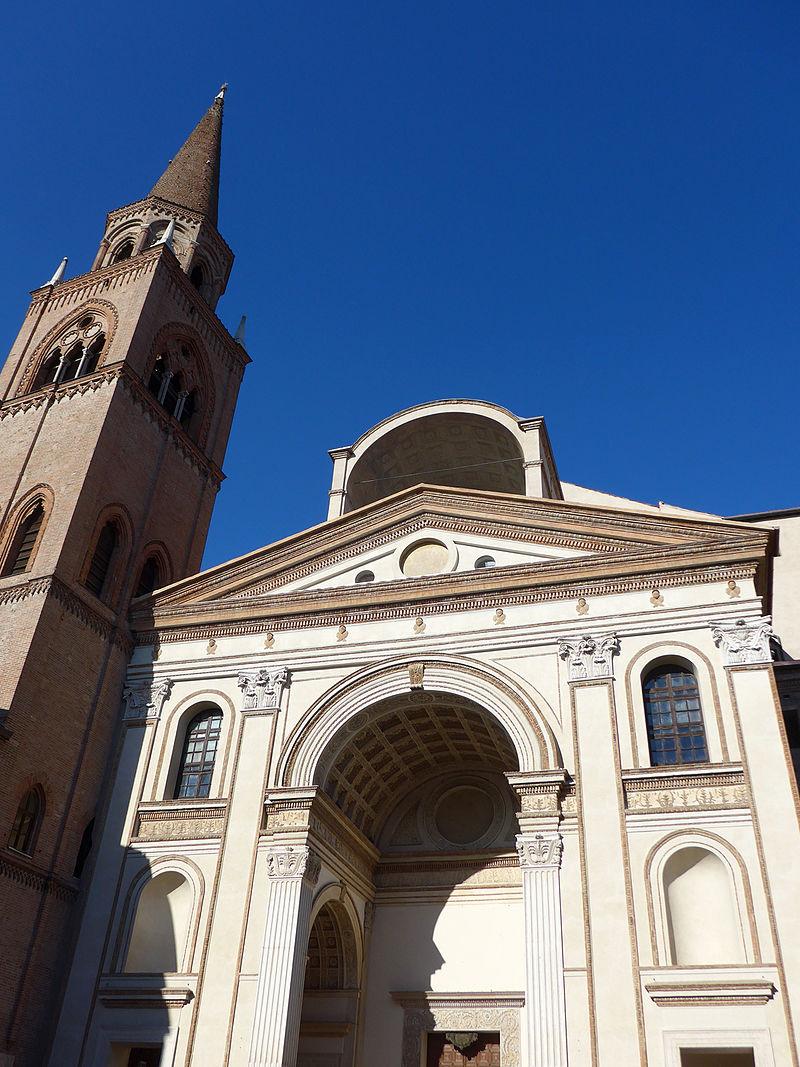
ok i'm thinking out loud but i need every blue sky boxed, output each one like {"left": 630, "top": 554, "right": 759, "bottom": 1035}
{"left": 2, "top": 2, "right": 798, "bottom": 568}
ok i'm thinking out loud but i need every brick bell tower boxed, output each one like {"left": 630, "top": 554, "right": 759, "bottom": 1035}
{"left": 0, "top": 86, "right": 248, "bottom": 1066}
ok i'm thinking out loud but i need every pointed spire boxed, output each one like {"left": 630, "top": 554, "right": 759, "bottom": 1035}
{"left": 149, "top": 86, "right": 226, "bottom": 226}
{"left": 45, "top": 257, "right": 68, "bottom": 287}
{"left": 234, "top": 314, "right": 247, "bottom": 345}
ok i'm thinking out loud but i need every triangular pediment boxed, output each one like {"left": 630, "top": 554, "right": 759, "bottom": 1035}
{"left": 130, "top": 484, "right": 769, "bottom": 633}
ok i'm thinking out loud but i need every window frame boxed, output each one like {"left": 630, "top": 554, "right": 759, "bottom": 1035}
{"left": 8, "top": 786, "right": 45, "bottom": 856}
{"left": 173, "top": 709, "right": 224, "bottom": 800}
{"left": 643, "top": 663, "right": 709, "bottom": 767}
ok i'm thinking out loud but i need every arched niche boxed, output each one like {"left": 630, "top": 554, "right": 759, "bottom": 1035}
{"left": 664, "top": 847, "right": 745, "bottom": 966}
{"left": 124, "top": 871, "right": 194, "bottom": 973}
{"left": 646, "top": 831, "right": 760, "bottom": 966}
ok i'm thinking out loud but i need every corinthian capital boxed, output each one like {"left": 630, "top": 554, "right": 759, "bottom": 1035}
{"left": 238, "top": 666, "right": 290, "bottom": 710}
{"left": 122, "top": 677, "right": 173, "bottom": 721}
{"left": 558, "top": 632, "right": 619, "bottom": 681}
{"left": 711, "top": 617, "right": 774, "bottom": 667}
{"left": 516, "top": 832, "right": 563, "bottom": 869}
{"left": 265, "top": 845, "right": 321, "bottom": 885}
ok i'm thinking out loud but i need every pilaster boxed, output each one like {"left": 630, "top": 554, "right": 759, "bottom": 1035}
{"left": 560, "top": 632, "right": 645, "bottom": 1067}
{"left": 713, "top": 618, "right": 800, "bottom": 1057}
{"left": 248, "top": 844, "right": 321, "bottom": 1067}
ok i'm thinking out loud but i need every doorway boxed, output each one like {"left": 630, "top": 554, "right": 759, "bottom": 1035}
{"left": 426, "top": 1032, "right": 501, "bottom": 1066}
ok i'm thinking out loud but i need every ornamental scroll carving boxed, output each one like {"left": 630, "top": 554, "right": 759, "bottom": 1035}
{"left": 558, "top": 633, "right": 620, "bottom": 681}
{"left": 122, "top": 678, "right": 172, "bottom": 721}
{"left": 711, "top": 617, "right": 774, "bottom": 666}
{"left": 265, "top": 845, "right": 321, "bottom": 884}
{"left": 238, "top": 666, "right": 290, "bottom": 710}
{"left": 516, "top": 832, "right": 563, "bottom": 869}
{"left": 396, "top": 998, "right": 522, "bottom": 1067}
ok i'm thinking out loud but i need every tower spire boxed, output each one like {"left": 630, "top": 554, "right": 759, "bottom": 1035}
{"left": 149, "top": 86, "right": 226, "bottom": 226}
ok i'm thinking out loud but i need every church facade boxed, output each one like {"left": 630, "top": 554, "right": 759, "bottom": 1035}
{"left": 2, "top": 94, "right": 800, "bottom": 1067}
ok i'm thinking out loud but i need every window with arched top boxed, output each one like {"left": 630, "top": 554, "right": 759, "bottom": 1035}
{"left": 111, "top": 239, "right": 134, "bottom": 263}
{"left": 643, "top": 664, "right": 708, "bottom": 766}
{"left": 2, "top": 502, "right": 45, "bottom": 577}
{"left": 664, "top": 846, "right": 746, "bottom": 965}
{"left": 32, "top": 316, "right": 107, "bottom": 391}
{"left": 474, "top": 555, "right": 496, "bottom": 570}
{"left": 124, "top": 871, "right": 193, "bottom": 973}
{"left": 174, "top": 710, "right": 223, "bottom": 799}
{"left": 83, "top": 521, "right": 119, "bottom": 599}
{"left": 355, "top": 569, "right": 375, "bottom": 584}
{"left": 9, "top": 787, "right": 44, "bottom": 855}
{"left": 189, "top": 262, "right": 206, "bottom": 290}
{"left": 146, "top": 350, "right": 203, "bottom": 438}
{"left": 134, "top": 556, "right": 162, "bottom": 598}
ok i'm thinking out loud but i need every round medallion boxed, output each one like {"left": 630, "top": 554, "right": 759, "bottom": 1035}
{"left": 434, "top": 785, "right": 495, "bottom": 845}
{"left": 400, "top": 538, "right": 449, "bottom": 577}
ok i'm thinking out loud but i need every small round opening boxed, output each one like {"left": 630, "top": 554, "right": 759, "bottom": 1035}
{"left": 474, "top": 555, "right": 497, "bottom": 570}
{"left": 355, "top": 570, "right": 375, "bottom": 584}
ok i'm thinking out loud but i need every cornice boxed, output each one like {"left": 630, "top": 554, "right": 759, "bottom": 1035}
{"left": 0, "top": 574, "right": 132, "bottom": 653}
{"left": 133, "top": 559, "right": 758, "bottom": 645}
{"left": 146, "top": 485, "right": 770, "bottom": 611}
{"left": 0, "top": 850, "right": 79, "bottom": 903}
{"left": 0, "top": 364, "right": 223, "bottom": 485}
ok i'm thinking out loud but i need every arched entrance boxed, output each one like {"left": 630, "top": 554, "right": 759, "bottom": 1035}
{"left": 255, "top": 660, "right": 565, "bottom": 1066}
{"left": 298, "top": 897, "right": 361, "bottom": 1067}
{"left": 308, "top": 688, "right": 525, "bottom": 1065}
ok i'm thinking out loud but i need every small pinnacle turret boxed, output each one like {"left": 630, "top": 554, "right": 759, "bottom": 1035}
{"left": 149, "top": 86, "right": 226, "bottom": 226}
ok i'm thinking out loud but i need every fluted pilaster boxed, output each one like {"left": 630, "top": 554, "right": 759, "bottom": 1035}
{"left": 248, "top": 845, "right": 321, "bottom": 1067}
{"left": 517, "top": 832, "right": 568, "bottom": 1067}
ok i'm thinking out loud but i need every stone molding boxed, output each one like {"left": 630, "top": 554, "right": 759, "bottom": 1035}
{"left": 0, "top": 573, "right": 132, "bottom": 652}
{"left": 506, "top": 769, "right": 569, "bottom": 830}
{"left": 132, "top": 560, "right": 759, "bottom": 645}
{"left": 98, "top": 985, "right": 194, "bottom": 1009}
{"left": 133, "top": 800, "right": 226, "bottom": 841}
{"left": 238, "top": 666, "right": 289, "bottom": 711}
{"left": 265, "top": 845, "right": 321, "bottom": 885}
{"left": 711, "top": 616, "right": 774, "bottom": 666}
{"left": 558, "top": 632, "right": 620, "bottom": 681}
{"left": 0, "top": 851, "right": 78, "bottom": 903}
{"left": 390, "top": 992, "right": 523, "bottom": 1067}
{"left": 516, "top": 832, "right": 563, "bottom": 869}
{"left": 644, "top": 980, "right": 775, "bottom": 1007}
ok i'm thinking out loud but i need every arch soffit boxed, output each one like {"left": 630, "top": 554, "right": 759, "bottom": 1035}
{"left": 643, "top": 827, "right": 761, "bottom": 966}
{"left": 279, "top": 655, "right": 559, "bottom": 788}
{"left": 309, "top": 881, "right": 364, "bottom": 982}
{"left": 624, "top": 639, "right": 728, "bottom": 765}
{"left": 347, "top": 400, "right": 527, "bottom": 458}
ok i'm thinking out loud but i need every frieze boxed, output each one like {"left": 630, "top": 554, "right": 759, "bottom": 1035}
{"left": 625, "top": 783, "right": 749, "bottom": 813}
{"left": 133, "top": 815, "right": 224, "bottom": 841}
{"left": 376, "top": 855, "right": 520, "bottom": 890}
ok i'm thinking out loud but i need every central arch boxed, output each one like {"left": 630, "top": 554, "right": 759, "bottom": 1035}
{"left": 278, "top": 655, "right": 561, "bottom": 790}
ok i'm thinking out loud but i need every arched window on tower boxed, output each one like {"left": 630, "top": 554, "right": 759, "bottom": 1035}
{"left": 2, "top": 502, "right": 45, "bottom": 577}
{"left": 84, "top": 521, "right": 119, "bottom": 599}
{"left": 643, "top": 663, "right": 708, "bottom": 765}
{"left": 162, "top": 372, "right": 182, "bottom": 418}
{"left": 34, "top": 350, "right": 62, "bottom": 390}
{"left": 174, "top": 710, "right": 223, "bottom": 799}
{"left": 8, "top": 787, "right": 44, "bottom": 855}
{"left": 189, "top": 262, "right": 206, "bottom": 291}
{"left": 134, "top": 556, "right": 161, "bottom": 598}
{"left": 147, "top": 352, "right": 202, "bottom": 438}
{"left": 111, "top": 239, "right": 134, "bottom": 263}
